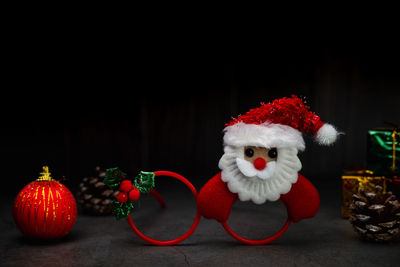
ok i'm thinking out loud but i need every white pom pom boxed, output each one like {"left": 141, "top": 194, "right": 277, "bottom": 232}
{"left": 315, "top": 123, "right": 338, "bottom": 145}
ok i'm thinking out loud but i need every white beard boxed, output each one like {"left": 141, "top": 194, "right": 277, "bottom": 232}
{"left": 236, "top": 158, "right": 276, "bottom": 180}
{"left": 218, "top": 146, "right": 302, "bottom": 204}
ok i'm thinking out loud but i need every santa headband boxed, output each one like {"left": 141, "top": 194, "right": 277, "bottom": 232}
{"left": 223, "top": 95, "right": 339, "bottom": 151}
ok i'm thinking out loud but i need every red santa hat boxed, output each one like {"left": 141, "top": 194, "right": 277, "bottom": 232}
{"left": 223, "top": 95, "right": 339, "bottom": 151}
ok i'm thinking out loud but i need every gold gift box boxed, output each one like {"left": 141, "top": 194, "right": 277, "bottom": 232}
{"left": 341, "top": 170, "right": 389, "bottom": 218}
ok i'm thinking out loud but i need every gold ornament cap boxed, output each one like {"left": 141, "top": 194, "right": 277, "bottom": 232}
{"left": 36, "top": 166, "right": 55, "bottom": 181}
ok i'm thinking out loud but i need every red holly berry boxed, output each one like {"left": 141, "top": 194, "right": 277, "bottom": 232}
{"left": 128, "top": 187, "right": 140, "bottom": 202}
{"left": 119, "top": 180, "right": 133, "bottom": 193}
{"left": 116, "top": 192, "right": 128, "bottom": 203}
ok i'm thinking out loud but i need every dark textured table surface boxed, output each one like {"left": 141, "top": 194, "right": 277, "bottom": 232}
{"left": 1, "top": 178, "right": 399, "bottom": 267}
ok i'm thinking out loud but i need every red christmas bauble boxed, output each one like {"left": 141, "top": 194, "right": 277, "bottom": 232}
{"left": 13, "top": 167, "right": 77, "bottom": 239}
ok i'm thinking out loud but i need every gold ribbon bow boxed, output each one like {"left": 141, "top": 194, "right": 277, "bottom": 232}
{"left": 392, "top": 128, "right": 398, "bottom": 172}
{"left": 384, "top": 121, "right": 400, "bottom": 173}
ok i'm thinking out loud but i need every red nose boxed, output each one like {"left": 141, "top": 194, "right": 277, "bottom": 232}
{"left": 253, "top": 158, "right": 266, "bottom": 170}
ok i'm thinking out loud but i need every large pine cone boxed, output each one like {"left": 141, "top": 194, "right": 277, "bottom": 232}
{"left": 349, "top": 185, "right": 400, "bottom": 242}
{"left": 77, "top": 166, "right": 116, "bottom": 215}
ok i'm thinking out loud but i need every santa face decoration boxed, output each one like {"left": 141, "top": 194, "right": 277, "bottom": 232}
{"left": 197, "top": 95, "right": 340, "bottom": 244}
{"left": 218, "top": 120, "right": 311, "bottom": 205}
{"left": 216, "top": 96, "right": 338, "bottom": 205}
{"left": 219, "top": 145, "right": 301, "bottom": 204}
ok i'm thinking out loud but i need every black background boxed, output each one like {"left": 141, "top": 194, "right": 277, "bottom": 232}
{"left": 1, "top": 48, "right": 399, "bottom": 195}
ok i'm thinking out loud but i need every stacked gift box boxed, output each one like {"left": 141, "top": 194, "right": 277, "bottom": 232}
{"left": 341, "top": 126, "right": 400, "bottom": 218}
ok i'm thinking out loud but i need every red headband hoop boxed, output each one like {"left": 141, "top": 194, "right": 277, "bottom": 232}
{"left": 126, "top": 171, "right": 200, "bottom": 246}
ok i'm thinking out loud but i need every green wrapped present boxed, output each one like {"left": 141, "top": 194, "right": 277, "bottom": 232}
{"left": 367, "top": 128, "right": 399, "bottom": 176}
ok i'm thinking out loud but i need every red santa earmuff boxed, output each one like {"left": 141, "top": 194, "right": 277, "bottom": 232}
{"left": 197, "top": 95, "right": 340, "bottom": 244}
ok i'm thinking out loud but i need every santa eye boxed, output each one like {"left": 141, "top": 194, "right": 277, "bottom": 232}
{"left": 268, "top": 148, "right": 278, "bottom": 158}
{"left": 245, "top": 148, "right": 254, "bottom": 157}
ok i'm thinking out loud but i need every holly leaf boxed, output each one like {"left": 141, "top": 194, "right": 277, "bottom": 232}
{"left": 111, "top": 201, "right": 134, "bottom": 220}
{"left": 134, "top": 171, "right": 155, "bottom": 193}
{"left": 104, "top": 167, "right": 127, "bottom": 190}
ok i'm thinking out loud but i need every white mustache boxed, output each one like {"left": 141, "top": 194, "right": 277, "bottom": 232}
{"left": 236, "top": 158, "right": 276, "bottom": 180}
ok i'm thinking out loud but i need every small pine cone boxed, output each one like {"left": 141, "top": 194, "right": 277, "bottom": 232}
{"left": 349, "top": 185, "right": 400, "bottom": 242}
{"left": 77, "top": 166, "right": 115, "bottom": 215}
